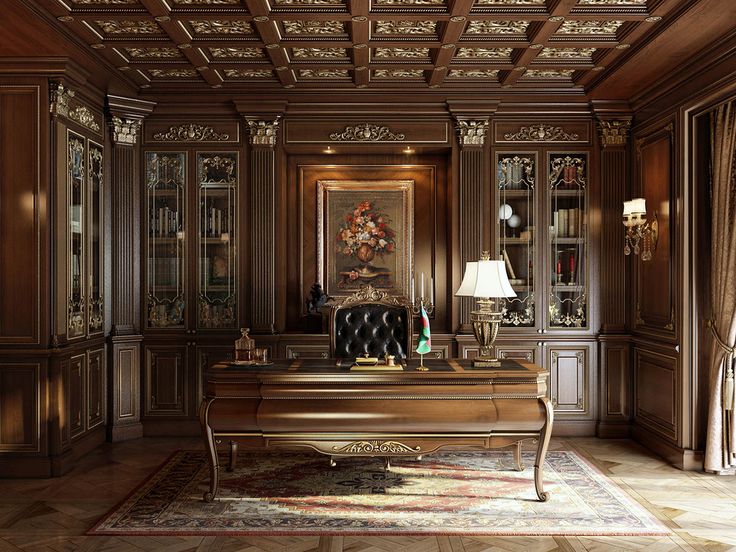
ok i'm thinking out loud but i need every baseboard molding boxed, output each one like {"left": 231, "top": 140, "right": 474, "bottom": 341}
{"left": 596, "top": 421, "right": 632, "bottom": 439}
{"left": 109, "top": 422, "right": 144, "bottom": 442}
{"left": 551, "top": 420, "right": 597, "bottom": 437}
{"left": 143, "top": 419, "right": 201, "bottom": 437}
{"left": 632, "top": 423, "right": 703, "bottom": 470}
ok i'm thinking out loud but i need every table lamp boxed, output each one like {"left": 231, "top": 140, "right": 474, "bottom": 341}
{"left": 455, "top": 252, "right": 516, "bottom": 367}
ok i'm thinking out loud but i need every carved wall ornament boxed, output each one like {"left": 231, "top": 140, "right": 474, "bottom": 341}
{"left": 153, "top": 124, "right": 230, "bottom": 142}
{"left": 331, "top": 440, "right": 421, "bottom": 454}
{"left": 171, "top": 0, "right": 240, "bottom": 4}
{"left": 189, "top": 20, "right": 254, "bottom": 35}
{"left": 125, "top": 47, "right": 183, "bottom": 59}
{"left": 538, "top": 47, "right": 596, "bottom": 59}
{"left": 504, "top": 124, "right": 579, "bottom": 142}
{"left": 335, "top": 284, "right": 411, "bottom": 307}
{"left": 465, "top": 20, "right": 530, "bottom": 34}
{"left": 50, "top": 82, "right": 74, "bottom": 117}
{"left": 578, "top": 0, "right": 645, "bottom": 4}
{"left": 71, "top": 0, "right": 137, "bottom": 3}
{"left": 455, "top": 47, "right": 513, "bottom": 59}
{"left": 329, "top": 123, "right": 406, "bottom": 142}
{"left": 373, "top": 69, "right": 425, "bottom": 78}
{"left": 374, "top": 47, "right": 430, "bottom": 59}
{"left": 110, "top": 116, "right": 141, "bottom": 145}
{"left": 557, "top": 20, "right": 623, "bottom": 35}
{"left": 522, "top": 69, "right": 575, "bottom": 78}
{"left": 246, "top": 119, "right": 280, "bottom": 146}
{"left": 148, "top": 68, "right": 199, "bottom": 78}
{"left": 455, "top": 119, "right": 489, "bottom": 146}
{"left": 475, "top": 0, "right": 544, "bottom": 4}
{"left": 69, "top": 106, "right": 101, "bottom": 132}
{"left": 597, "top": 119, "right": 631, "bottom": 147}
{"left": 292, "top": 47, "right": 349, "bottom": 59}
{"left": 209, "top": 47, "right": 265, "bottom": 59}
{"left": 374, "top": 20, "right": 437, "bottom": 35}
{"left": 374, "top": 0, "right": 444, "bottom": 4}
{"left": 298, "top": 69, "right": 350, "bottom": 78}
{"left": 224, "top": 68, "right": 274, "bottom": 78}
{"left": 447, "top": 69, "right": 499, "bottom": 79}
{"left": 96, "top": 20, "right": 162, "bottom": 34}
{"left": 282, "top": 20, "right": 346, "bottom": 35}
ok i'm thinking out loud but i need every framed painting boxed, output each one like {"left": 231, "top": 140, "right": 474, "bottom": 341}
{"left": 317, "top": 180, "right": 414, "bottom": 300}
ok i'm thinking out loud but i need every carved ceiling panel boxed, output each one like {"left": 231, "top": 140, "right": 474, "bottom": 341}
{"left": 45, "top": 0, "right": 671, "bottom": 91}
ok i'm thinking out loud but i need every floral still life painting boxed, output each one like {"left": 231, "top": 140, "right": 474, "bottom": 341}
{"left": 318, "top": 180, "right": 413, "bottom": 299}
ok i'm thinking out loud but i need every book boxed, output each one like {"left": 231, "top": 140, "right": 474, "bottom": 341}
{"left": 558, "top": 209, "right": 569, "bottom": 237}
{"left": 502, "top": 249, "right": 517, "bottom": 280}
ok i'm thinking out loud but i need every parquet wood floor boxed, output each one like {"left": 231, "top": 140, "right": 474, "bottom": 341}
{"left": 1, "top": 438, "right": 735, "bottom": 552}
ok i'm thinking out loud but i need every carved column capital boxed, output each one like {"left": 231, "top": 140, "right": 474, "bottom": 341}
{"left": 246, "top": 118, "right": 280, "bottom": 147}
{"left": 597, "top": 119, "right": 631, "bottom": 148}
{"left": 110, "top": 116, "right": 142, "bottom": 146}
{"left": 455, "top": 119, "right": 489, "bottom": 148}
{"left": 50, "top": 82, "right": 74, "bottom": 118}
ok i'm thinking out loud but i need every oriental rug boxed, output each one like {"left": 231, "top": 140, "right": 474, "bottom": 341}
{"left": 89, "top": 450, "right": 668, "bottom": 536}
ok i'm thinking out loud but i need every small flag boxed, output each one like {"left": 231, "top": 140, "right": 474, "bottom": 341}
{"left": 416, "top": 305, "right": 431, "bottom": 355}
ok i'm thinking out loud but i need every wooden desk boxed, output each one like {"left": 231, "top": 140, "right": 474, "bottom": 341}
{"left": 200, "top": 358, "right": 553, "bottom": 502}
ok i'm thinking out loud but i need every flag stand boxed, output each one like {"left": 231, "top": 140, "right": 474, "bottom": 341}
{"left": 416, "top": 353, "right": 428, "bottom": 372}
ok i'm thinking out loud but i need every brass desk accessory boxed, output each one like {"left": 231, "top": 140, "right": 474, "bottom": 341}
{"left": 350, "top": 353, "right": 403, "bottom": 371}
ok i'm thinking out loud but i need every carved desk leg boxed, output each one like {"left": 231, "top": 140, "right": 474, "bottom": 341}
{"left": 513, "top": 441, "right": 525, "bottom": 472}
{"left": 227, "top": 441, "right": 239, "bottom": 472}
{"left": 534, "top": 397, "right": 554, "bottom": 502}
{"left": 199, "top": 399, "right": 219, "bottom": 502}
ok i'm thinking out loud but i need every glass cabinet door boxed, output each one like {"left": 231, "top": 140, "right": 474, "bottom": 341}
{"left": 87, "top": 141, "right": 104, "bottom": 335}
{"left": 548, "top": 153, "right": 587, "bottom": 328}
{"left": 146, "top": 152, "right": 186, "bottom": 328}
{"left": 197, "top": 152, "right": 237, "bottom": 329}
{"left": 68, "top": 131, "right": 86, "bottom": 338}
{"left": 496, "top": 153, "right": 536, "bottom": 327}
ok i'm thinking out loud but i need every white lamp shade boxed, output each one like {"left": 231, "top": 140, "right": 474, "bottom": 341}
{"left": 455, "top": 260, "right": 517, "bottom": 298}
{"left": 622, "top": 200, "right": 634, "bottom": 216}
{"left": 631, "top": 197, "right": 646, "bottom": 215}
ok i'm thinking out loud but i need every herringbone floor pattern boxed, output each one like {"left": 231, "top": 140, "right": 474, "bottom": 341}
{"left": 1, "top": 438, "right": 735, "bottom": 551}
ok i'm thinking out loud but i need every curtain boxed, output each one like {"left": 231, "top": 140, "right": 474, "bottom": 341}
{"left": 704, "top": 100, "right": 736, "bottom": 473}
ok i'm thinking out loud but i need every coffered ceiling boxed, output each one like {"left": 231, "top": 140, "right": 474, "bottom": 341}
{"left": 33, "top": 0, "right": 684, "bottom": 92}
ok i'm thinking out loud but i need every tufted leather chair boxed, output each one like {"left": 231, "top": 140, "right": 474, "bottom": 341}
{"left": 329, "top": 285, "right": 412, "bottom": 360}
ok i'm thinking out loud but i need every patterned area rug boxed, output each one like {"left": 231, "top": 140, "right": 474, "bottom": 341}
{"left": 89, "top": 450, "right": 668, "bottom": 536}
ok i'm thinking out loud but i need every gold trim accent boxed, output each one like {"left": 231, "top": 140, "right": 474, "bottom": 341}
{"left": 597, "top": 119, "right": 631, "bottom": 147}
{"left": 50, "top": 82, "right": 74, "bottom": 117}
{"left": 69, "top": 106, "right": 100, "bottom": 132}
{"left": 455, "top": 119, "right": 489, "bottom": 146}
{"left": 245, "top": 118, "right": 280, "bottom": 146}
{"left": 329, "top": 123, "right": 405, "bottom": 142}
{"left": 504, "top": 124, "right": 579, "bottom": 142}
{"left": 110, "top": 116, "right": 141, "bottom": 145}
{"left": 153, "top": 124, "right": 229, "bottom": 142}
{"left": 331, "top": 440, "right": 421, "bottom": 454}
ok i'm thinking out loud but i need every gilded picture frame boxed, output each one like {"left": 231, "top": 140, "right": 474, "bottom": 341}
{"left": 317, "top": 180, "right": 414, "bottom": 300}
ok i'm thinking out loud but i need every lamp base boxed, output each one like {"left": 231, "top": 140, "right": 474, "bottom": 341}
{"left": 472, "top": 357, "right": 501, "bottom": 367}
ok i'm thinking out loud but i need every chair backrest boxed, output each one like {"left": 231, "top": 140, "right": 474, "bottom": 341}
{"left": 329, "top": 285, "right": 412, "bottom": 360}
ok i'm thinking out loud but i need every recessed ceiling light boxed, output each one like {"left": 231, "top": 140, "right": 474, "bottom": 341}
{"left": 196, "top": 66, "right": 207, "bottom": 71}
{"left": 450, "top": 16, "right": 466, "bottom": 23}
{"left": 285, "top": 84, "right": 295, "bottom": 88}
{"left": 324, "top": 145, "right": 335, "bottom": 153}
{"left": 355, "top": 66, "right": 367, "bottom": 71}
{"left": 178, "top": 43, "right": 191, "bottom": 49}
{"left": 354, "top": 43, "right": 367, "bottom": 49}
{"left": 530, "top": 43, "right": 543, "bottom": 49}
{"left": 549, "top": 16, "right": 564, "bottom": 22}
{"left": 118, "top": 66, "right": 130, "bottom": 71}
{"left": 57, "top": 16, "right": 73, "bottom": 22}
{"left": 357, "top": 84, "right": 368, "bottom": 88}
{"left": 442, "top": 43, "right": 455, "bottom": 49}
{"left": 436, "top": 65, "right": 447, "bottom": 70}
{"left": 502, "top": 84, "right": 512, "bottom": 89}
{"left": 429, "top": 84, "right": 439, "bottom": 88}
{"left": 253, "top": 16, "right": 269, "bottom": 22}
{"left": 616, "top": 43, "right": 631, "bottom": 49}
{"left": 513, "top": 66, "right": 526, "bottom": 71}
{"left": 91, "top": 43, "right": 105, "bottom": 49}
{"left": 154, "top": 16, "right": 170, "bottom": 22}
{"left": 276, "top": 66, "right": 288, "bottom": 71}
{"left": 211, "top": 84, "right": 222, "bottom": 88}
{"left": 403, "top": 147, "right": 414, "bottom": 154}
{"left": 352, "top": 16, "right": 367, "bottom": 22}
{"left": 592, "top": 66, "right": 605, "bottom": 71}
{"left": 266, "top": 43, "right": 279, "bottom": 49}
{"left": 645, "top": 16, "right": 662, "bottom": 22}
{"left": 140, "top": 84, "right": 151, "bottom": 89}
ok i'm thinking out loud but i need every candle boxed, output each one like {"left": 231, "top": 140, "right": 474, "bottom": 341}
{"left": 420, "top": 273, "right": 425, "bottom": 299}
{"left": 411, "top": 278, "right": 415, "bottom": 302}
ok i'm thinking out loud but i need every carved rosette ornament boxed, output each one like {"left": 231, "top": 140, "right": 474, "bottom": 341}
{"left": 329, "top": 123, "right": 405, "bottom": 142}
{"left": 153, "top": 124, "right": 229, "bottom": 142}
{"left": 331, "top": 440, "right": 421, "bottom": 454}
{"left": 246, "top": 118, "right": 280, "bottom": 147}
{"left": 504, "top": 124, "right": 579, "bottom": 142}
{"left": 455, "top": 119, "right": 489, "bottom": 147}
{"left": 110, "top": 116, "right": 141, "bottom": 145}
{"left": 597, "top": 119, "right": 631, "bottom": 147}
{"left": 50, "top": 82, "right": 75, "bottom": 117}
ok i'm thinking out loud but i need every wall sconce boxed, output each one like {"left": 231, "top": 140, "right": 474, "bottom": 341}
{"left": 622, "top": 198, "right": 658, "bottom": 261}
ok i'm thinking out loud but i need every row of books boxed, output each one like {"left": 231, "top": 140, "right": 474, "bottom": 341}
{"left": 150, "top": 207, "right": 181, "bottom": 238}
{"left": 552, "top": 208, "right": 582, "bottom": 238}
{"left": 201, "top": 205, "right": 230, "bottom": 238}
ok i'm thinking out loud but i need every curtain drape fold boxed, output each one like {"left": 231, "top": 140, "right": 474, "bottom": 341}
{"left": 704, "top": 100, "right": 736, "bottom": 473}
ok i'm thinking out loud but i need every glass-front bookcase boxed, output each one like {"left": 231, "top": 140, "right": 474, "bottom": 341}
{"left": 87, "top": 141, "right": 104, "bottom": 335}
{"left": 547, "top": 153, "right": 588, "bottom": 328}
{"left": 68, "top": 131, "right": 86, "bottom": 338}
{"left": 146, "top": 152, "right": 186, "bottom": 328}
{"left": 197, "top": 153, "right": 237, "bottom": 329}
{"left": 496, "top": 152, "right": 537, "bottom": 327}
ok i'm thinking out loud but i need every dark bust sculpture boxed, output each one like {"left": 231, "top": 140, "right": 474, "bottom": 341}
{"left": 306, "top": 282, "right": 333, "bottom": 314}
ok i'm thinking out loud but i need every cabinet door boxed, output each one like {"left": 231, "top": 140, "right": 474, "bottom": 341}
{"left": 87, "top": 142, "right": 104, "bottom": 335}
{"left": 67, "top": 132, "right": 86, "bottom": 339}
{"left": 547, "top": 345, "right": 589, "bottom": 414}
{"left": 145, "top": 346, "right": 188, "bottom": 416}
{"left": 495, "top": 342, "right": 541, "bottom": 364}
{"left": 197, "top": 346, "right": 234, "bottom": 403}
{"left": 145, "top": 152, "right": 186, "bottom": 329}
{"left": 86, "top": 348, "right": 105, "bottom": 430}
{"left": 69, "top": 354, "right": 85, "bottom": 438}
